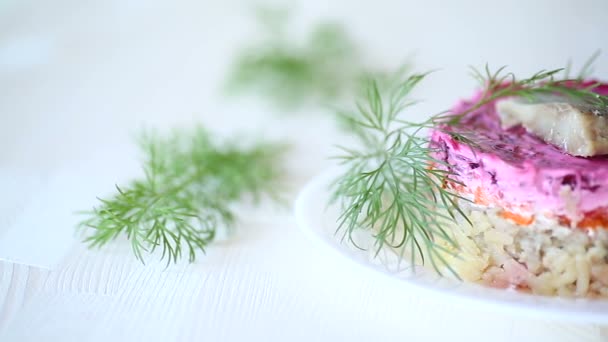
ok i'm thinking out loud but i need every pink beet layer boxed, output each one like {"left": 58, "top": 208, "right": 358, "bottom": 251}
{"left": 430, "top": 81, "right": 608, "bottom": 225}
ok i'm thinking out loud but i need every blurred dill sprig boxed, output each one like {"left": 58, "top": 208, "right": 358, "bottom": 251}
{"left": 78, "top": 127, "right": 287, "bottom": 265}
{"left": 225, "top": 8, "right": 368, "bottom": 109}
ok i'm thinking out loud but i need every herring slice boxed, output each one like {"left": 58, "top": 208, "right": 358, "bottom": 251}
{"left": 497, "top": 96, "right": 608, "bottom": 157}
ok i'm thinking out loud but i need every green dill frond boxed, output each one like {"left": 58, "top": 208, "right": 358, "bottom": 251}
{"left": 330, "top": 72, "right": 467, "bottom": 277}
{"left": 78, "top": 127, "right": 286, "bottom": 265}
{"left": 452, "top": 57, "right": 608, "bottom": 124}
{"left": 225, "top": 9, "right": 367, "bottom": 109}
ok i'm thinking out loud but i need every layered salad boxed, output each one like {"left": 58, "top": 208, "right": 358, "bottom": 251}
{"left": 430, "top": 82, "right": 608, "bottom": 297}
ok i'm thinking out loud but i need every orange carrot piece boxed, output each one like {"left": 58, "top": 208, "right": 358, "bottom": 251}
{"left": 578, "top": 210, "right": 608, "bottom": 229}
{"left": 499, "top": 210, "right": 534, "bottom": 226}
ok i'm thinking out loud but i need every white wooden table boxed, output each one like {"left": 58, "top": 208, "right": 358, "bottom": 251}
{"left": 2, "top": 1, "right": 608, "bottom": 340}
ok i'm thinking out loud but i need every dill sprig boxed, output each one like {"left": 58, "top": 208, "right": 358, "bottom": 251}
{"left": 454, "top": 61, "right": 608, "bottom": 122}
{"left": 78, "top": 127, "right": 286, "bottom": 265}
{"left": 330, "top": 73, "right": 471, "bottom": 277}
{"left": 330, "top": 59, "right": 607, "bottom": 277}
{"left": 225, "top": 8, "right": 365, "bottom": 108}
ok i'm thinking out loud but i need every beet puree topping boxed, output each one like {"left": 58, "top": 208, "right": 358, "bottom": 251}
{"left": 430, "top": 82, "right": 608, "bottom": 223}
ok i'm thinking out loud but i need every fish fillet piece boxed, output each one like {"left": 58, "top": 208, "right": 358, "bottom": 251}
{"left": 497, "top": 96, "right": 608, "bottom": 157}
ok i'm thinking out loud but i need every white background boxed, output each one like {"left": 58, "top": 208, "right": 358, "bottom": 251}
{"left": 1, "top": 0, "right": 608, "bottom": 340}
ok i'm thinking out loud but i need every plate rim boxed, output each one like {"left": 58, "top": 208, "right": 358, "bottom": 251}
{"left": 294, "top": 168, "right": 608, "bottom": 324}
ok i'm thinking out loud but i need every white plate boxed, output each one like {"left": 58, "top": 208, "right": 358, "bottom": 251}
{"left": 294, "top": 168, "right": 608, "bottom": 324}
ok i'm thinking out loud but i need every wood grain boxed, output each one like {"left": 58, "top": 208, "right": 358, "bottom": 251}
{"left": 2, "top": 220, "right": 607, "bottom": 341}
